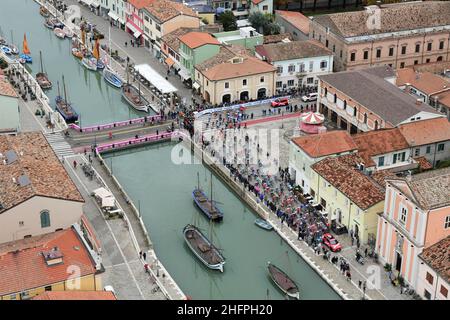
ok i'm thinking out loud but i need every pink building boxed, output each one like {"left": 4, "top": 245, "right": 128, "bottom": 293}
{"left": 376, "top": 167, "right": 450, "bottom": 289}
{"left": 126, "top": 0, "right": 154, "bottom": 45}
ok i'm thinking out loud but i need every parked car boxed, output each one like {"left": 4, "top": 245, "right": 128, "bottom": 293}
{"left": 301, "top": 92, "right": 318, "bottom": 102}
{"left": 322, "top": 233, "right": 342, "bottom": 252}
{"left": 271, "top": 97, "right": 289, "bottom": 107}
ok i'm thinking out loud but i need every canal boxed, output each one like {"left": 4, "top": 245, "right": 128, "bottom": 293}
{"left": 1, "top": 0, "right": 154, "bottom": 126}
{"left": 103, "top": 142, "right": 341, "bottom": 300}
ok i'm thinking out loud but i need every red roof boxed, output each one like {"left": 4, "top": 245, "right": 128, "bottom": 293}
{"left": 128, "top": 0, "right": 155, "bottom": 9}
{"left": 275, "top": 10, "right": 310, "bottom": 35}
{"left": 33, "top": 291, "right": 116, "bottom": 300}
{"left": 291, "top": 130, "right": 357, "bottom": 158}
{"left": 178, "top": 32, "right": 220, "bottom": 49}
{"left": 0, "top": 228, "right": 97, "bottom": 296}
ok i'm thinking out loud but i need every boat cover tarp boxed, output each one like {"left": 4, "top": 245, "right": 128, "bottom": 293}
{"left": 102, "top": 197, "right": 116, "bottom": 208}
{"left": 134, "top": 64, "right": 178, "bottom": 94}
{"left": 93, "top": 187, "right": 113, "bottom": 199}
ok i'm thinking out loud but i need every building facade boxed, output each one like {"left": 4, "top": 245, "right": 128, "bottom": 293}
{"left": 309, "top": 2, "right": 450, "bottom": 71}
{"left": 274, "top": 10, "right": 309, "bottom": 41}
{"left": 213, "top": 27, "right": 263, "bottom": 54}
{"left": 375, "top": 168, "right": 450, "bottom": 289}
{"left": 0, "top": 77, "right": 19, "bottom": 134}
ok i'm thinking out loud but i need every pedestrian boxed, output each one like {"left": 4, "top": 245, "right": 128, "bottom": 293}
{"left": 346, "top": 270, "right": 351, "bottom": 281}
{"left": 351, "top": 236, "right": 354, "bottom": 246}
{"left": 73, "top": 160, "right": 77, "bottom": 169}
{"left": 125, "top": 41, "right": 127, "bottom": 47}
{"left": 139, "top": 251, "right": 143, "bottom": 259}
{"left": 357, "top": 238, "right": 360, "bottom": 249}
{"left": 363, "top": 281, "right": 366, "bottom": 292}
{"left": 143, "top": 252, "right": 147, "bottom": 261}
{"left": 358, "top": 280, "right": 362, "bottom": 288}
{"left": 88, "top": 154, "right": 92, "bottom": 163}
{"left": 109, "top": 131, "right": 113, "bottom": 139}
{"left": 364, "top": 247, "right": 368, "bottom": 257}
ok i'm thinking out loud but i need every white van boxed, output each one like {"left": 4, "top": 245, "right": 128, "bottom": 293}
{"left": 301, "top": 92, "right": 318, "bottom": 102}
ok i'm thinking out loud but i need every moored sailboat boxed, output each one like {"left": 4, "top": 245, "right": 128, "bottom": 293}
{"left": 36, "top": 51, "right": 52, "bottom": 90}
{"left": 192, "top": 172, "right": 223, "bottom": 221}
{"left": 54, "top": 27, "right": 66, "bottom": 39}
{"left": 55, "top": 75, "right": 79, "bottom": 123}
{"left": 121, "top": 60, "right": 150, "bottom": 112}
{"left": 20, "top": 33, "right": 32, "bottom": 63}
{"left": 102, "top": 26, "right": 123, "bottom": 88}
{"left": 81, "top": 56, "right": 97, "bottom": 71}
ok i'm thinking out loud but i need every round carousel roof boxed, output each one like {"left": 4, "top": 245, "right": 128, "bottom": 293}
{"left": 300, "top": 112, "right": 325, "bottom": 125}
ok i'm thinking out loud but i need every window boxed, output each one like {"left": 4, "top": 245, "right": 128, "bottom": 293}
{"left": 299, "top": 63, "right": 305, "bottom": 72}
{"left": 309, "top": 61, "right": 314, "bottom": 72}
{"left": 439, "top": 40, "right": 445, "bottom": 50}
{"left": 426, "top": 58, "right": 430, "bottom": 63}
{"left": 393, "top": 152, "right": 406, "bottom": 164}
{"left": 426, "top": 272, "right": 434, "bottom": 285}
{"left": 287, "top": 80, "right": 295, "bottom": 87}
{"left": 401, "top": 45, "right": 406, "bottom": 55}
{"left": 288, "top": 65, "right": 295, "bottom": 72}
{"left": 144, "top": 16, "right": 149, "bottom": 22}
{"left": 333, "top": 93, "right": 337, "bottom": 103}
{"left": 224, "top": 82, "right": 229, "bottom": 89}
{"left": 374, "top": 120, "right": 378, "bottom": 130}
{"left": 276, "top": 81, "right": 282, "bottom": 88}
{"left": 320, "top": 198, "right": 327, "bottom": 208}
{"left": 424, "top": 290, "right": 431, "bottom": 300}
{"left": 415, "top": 44, "right": 420, "bottom": 53}
{"left": 427, "top": 42, "right": 432, "bottom": 51}
{"left": 440, "top": 285, "right": 448, "bottom": 298}
{"left": 19, "top": 221, "right": 24, "bottom": 227}
{"left": 332, "top": 45, "right": 335, "bottom": 52}
{"left": 364, "top": 113, "right": 368, "bottom": 124}
{"left": 277, "top": 66, "right": 283, "bottom": 74}
{"left": 400, "top": 207, "right": 407, "bottom": 224}
{"left": 40, "top": 210, "right": 51, "bottom": 228}
{"left": 426, "top": 145, "right": 431, "bottom": 154}
{"left": 378, "top": 156, "right": 385, "bottom": 167}
{"left": 45, "top": 286, "right": 52, "bottom": 291}
{"left": 325, "top": 40, "right": 329, "bottom": 48}
{"left": 320, "top": 61, "right": 327, "bottom": 69}
{"left": 445, "top": 215, "right": 450, "bottom": 229}
{"left": 260, "top": 76, "right": 264, "bottom": 83}
{"left": 340, "top": 50, "right": 342, "bottom": 58}
{"left": 389, "top": 47, "right": 394, "bottom": 56}
{"left": 437, "top": 143, "right": 445, "bottom": 152}
{"left": 343, "top": 100, "right": 347, "bottom": 110}
{"left": 414, "top": 60, "right": 418, "bottom": 65}
{"left": 363, "top": 50, "right": 369, "bottom": 60}
{"left": 263, "top": 5, "right": 268, "bottom": 10}
{"left": 376, "top": 48, "right": 381, "bottom": 58}
{"left": 400, "top": 62, "right": 405, "bottom": 68}
{"left": 242, "top": 79, "right": 247, "bottom": 86}
{"left": 307, "top": 77, "right": 314, "bottom": 84}
{"left": 350, "top": 52, "right": 356, "bottom": 62}
{"left": 414, "top": 148, "right": 420, "bottom": 157}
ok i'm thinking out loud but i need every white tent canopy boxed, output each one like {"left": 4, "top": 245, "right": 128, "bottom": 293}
{"left": 134, "top": 64, "right": 178, "bottom": 94}
{"left": 101, "top": 197, "right": 116, "bottom": 208}
{"left": 93, "top": 187, "right": 113, "bottom": 199}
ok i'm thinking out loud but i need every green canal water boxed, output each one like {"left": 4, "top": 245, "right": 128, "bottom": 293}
{"left": 1, "top": 0, "right": 154, "bottom": 126}
{"left": 103, "top": 142, "right": 341, "bottom": 300}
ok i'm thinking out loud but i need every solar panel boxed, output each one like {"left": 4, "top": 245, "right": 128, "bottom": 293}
{"left": 5, "top": 150, "right": 18, "bottom": 164}
{"left": 18, "top": 174, "right": 31, "bottom": 187}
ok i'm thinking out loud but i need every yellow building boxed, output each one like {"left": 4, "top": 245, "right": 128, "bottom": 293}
{"left": 310, "top": 153, "right": 386, "bottom": 244}
{"left": 0, "top": 226, "right": 103, "bottom": 300}
{"left": 195, "top": 46, "right": 276, "bottom": 105}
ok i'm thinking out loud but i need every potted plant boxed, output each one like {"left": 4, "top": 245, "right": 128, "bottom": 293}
{"left": 384, "top": 263, "right": 392, "bottom": 272}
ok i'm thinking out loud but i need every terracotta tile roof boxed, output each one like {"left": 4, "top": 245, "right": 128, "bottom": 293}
{"left": 0, "top": 132, "right": 84, "bottom": 213}
{"left": 179, "top": 31, "right": 220, "bottom": 49}
{"left": 128, "top": 0, "right": 155, "bottom": 9}
{"left": 371, "top": 169, "right": 397, "bottom": 187}
{"left": 414, "top": 156, "right": 433, "bottom": 171}
{"left": 388, "top": 167, "right": 450, "bottom": 210}
{"left": 144, "top": 0, "right": 198, "bottom": 23}
{"left": 435, "top": 90, "right": 450, "bottom": 109}
{"left": 275, "top": 10, "right": 310, "bottom": 35}
{"left": 255, "top": 39, "right": 332, "bottom": 62}
{"left": 291, "top": 130, "right": 357, "bottom": 159}
{"left": 352, "top": 128, "right": 410, "bottom": 166}
{"left": 252, "top": 0, "right": 264, "bottom": 5}
{"left": 33, "top": 291, "right": 116, "bottom": 300}
{"left": 196, "top": 46, "right": 276, "bottom": 81}
{"left": 0, "top": 228, "right": 97, "bottom": 296}
{"left": 319, "top": 67, "right": 441, "bottom": 127}
{"left": 398, "top": 118, "right": 450, "bottom": 147}
{"left": 419, "top": 235, "right": 450, "bottom": 283}
{"left": 263, "top": 33, "right": 293, "bottom": 44}
{"left": 161, "top": 25, "right": 222, "bottom": 52}
{"left": 313, "top": 1, "right": 450, "bottom": 38}
{"left": 396, "top": 68, "right": 450, "bottom": 95}
{"left": 0, "top": 77, "right": 18, "bottom": 98}
{"left": 311, "top": 153, "right": 386, "bottom": 210}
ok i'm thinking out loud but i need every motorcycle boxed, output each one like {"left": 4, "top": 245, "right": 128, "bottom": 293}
{"left": 355, "top": 251, "right": 365, "bottom": 265}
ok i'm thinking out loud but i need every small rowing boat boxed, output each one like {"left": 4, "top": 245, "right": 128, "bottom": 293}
{"left": 267, "top": 262, "right": 300, "bottom": 300}
{"left": 183, "top": 224, "right": 225, "bottom": 272}
{"left": 103, "top": 66, "right": 123, "bottom": 88}
{"left": 19, "top": 54, "right": 32, "bottom": 63}
{"left": 1, "top": 46, "right": 12, "bottom": 55}
{"left": 72, "top": 47, "right": 83, "bottom": 59}
{"left": 39, "top": 6, "right": 50, "bottom": 18}
{"left": 9, "top": 44, "right": 19, "bottom": 55}
{"left": 54, "top": 28, "right": 66, "bottom": 39}
{"left": 44, "top": 18, "right": 55, "bottom": 29}
{"left": 255, "top": 219, "right": 273, "bottom": 231}
{"left": 81, "top": 56, "right": 97, "bottom": 71}
{"left": 63, "top": 26, "right": 74, "bottom": 38}
{"left": 96, "top": 58, "right": 105, "bottom": 70}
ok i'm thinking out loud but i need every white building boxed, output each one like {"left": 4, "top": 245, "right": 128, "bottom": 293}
{"left": 100, "top": 0, "right": 127, "bottom": 26}
{"left": 255, "top": 39, "right": 333, "bottom": 92}
{"left": 0, "top": 77, "right": 19, "bottom": 134}
{"left": 289, "top": 130, "right": 357, "bottom": 193}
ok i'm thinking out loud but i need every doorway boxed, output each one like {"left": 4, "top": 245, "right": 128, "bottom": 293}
{"left": 395, "top": 252, "right": 402, "bottom": 272}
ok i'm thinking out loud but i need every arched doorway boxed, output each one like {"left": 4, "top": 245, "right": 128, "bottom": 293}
{"left": 204, "top": 90, "right": 211, "bottom": 103}
{"left": 240, "top": 91, "right": 249, "bottom": 101}
{"left": 257, "top": 88, "right": 267, "bottom": 99}
{"left": 222, "top": 94, "right": 231, "bottom": 104}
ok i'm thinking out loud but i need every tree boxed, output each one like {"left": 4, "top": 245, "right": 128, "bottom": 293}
{"left": 218, "top": 11, "right": 237, "bottom": 31}
{"left": 263, "top": 23, "right": 281, "bottom": 36}
{"left": 249, "top": 12, "right": 269, "bottom": 33}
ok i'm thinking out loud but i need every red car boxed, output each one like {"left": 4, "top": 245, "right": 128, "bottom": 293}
{"left": 322, "top": 233, "right": 342, "bottom": 252}
{"left": 271, "top": 97, "right": 289, "bottom": 107}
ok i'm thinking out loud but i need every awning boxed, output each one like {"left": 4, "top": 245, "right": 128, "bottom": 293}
{"left": 91, "top": 1, "right": 100, "bottom": 7}
{"left": 134, "top": 64, "right": 178, "bottom": 94}
{"left": 126, "top": 22, "right": 140, "bottom": 35}
{"left": 193, "top": 82, "right": 200, "bottom": 90}
{"left": 108, "top": 11, "right": 119, "bottom": 21}
{"left": 80, "top": 0, "right": 93, "bottom": 5}
{"left": 93, "top": 187, "right": 113, "bottom": 199}
{"left": 165, "top": 57, "right": 175, "bottom": 67}
{"left": 133, "top": 31, "right": 142, "bottom": 38}
{"left": 102, "top": 197, "right": 115, "bottom": 208}
{"left": 178, "top": 68, "right": 191, "bottom": 81}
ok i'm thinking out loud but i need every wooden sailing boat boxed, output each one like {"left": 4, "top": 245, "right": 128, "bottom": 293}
{"left": 267, "top": 253, "right": 300, "bottom": 300}
{"left": 36, "top": 51, "right": 52, "bottom": 90}
{"left": 183, "top": 172, "right": 226, "bottom": 272}
{"left": 121, "top": 59, "right": 150, "bottom": 112}
{"left": 192, "top": 172, "right": 224, "bottom": 221}
{"left": 20, "top": 33, "right": 32, "bottom": 63}
{"left": 55, "top": 75, "right": 79, "bottom": 123}
{"left": 103, "top": 26, "right": 123, "bottom": 88}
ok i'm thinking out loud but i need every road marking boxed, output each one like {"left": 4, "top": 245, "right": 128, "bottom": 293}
{"left": 65, "top": 158, "right": 146, "bottom": 300}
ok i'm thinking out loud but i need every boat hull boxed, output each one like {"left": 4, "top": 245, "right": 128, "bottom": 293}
{"left": 55, "top": 96, "right": 78, "bottom": 123}
{"left": 255, "top": 219, "right": 273, "bottom": 231}
{"left": 103, "top": 67, "right": 123, "bottom": 88}
{"left": 267, "top": 263, "right": 300, "bottom": 300}
{"left": 54, "top": 28, "right": 66, "bottom": 39}
{"left": 183, "top": 224, "right": 225, "bottom": 272}
{"left": 81, "top": 57, "right": 97, "bottom": 71}
{"left": 192, "top": 188, "right": 224, "bottom": 221}
{"left": 36, "top": 72, "right": 52, "bottom": 90}
{"left": 121, "top": 84, "right": 150, "bottom": 112}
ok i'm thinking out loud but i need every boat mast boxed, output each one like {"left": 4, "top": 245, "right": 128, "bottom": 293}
{"left": 108, "top": 25, "right": 111, "bottom": 68}
{"left": 126, "top": 59, "right": 129, "bottom": 85}
{"left": 138, "top": 80, "right": 141, "bottom": 102}
{"left": 62, "top": 75, "right": 68, "bottom": 104}
{"left": 39, "top": 51, "right": 44, "bottom": 74}
{"left": 197, "top": 172, "right": 200, "bottom": 190}
{"left": 57, "top": 80, "right": 60, "bottom": 97}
